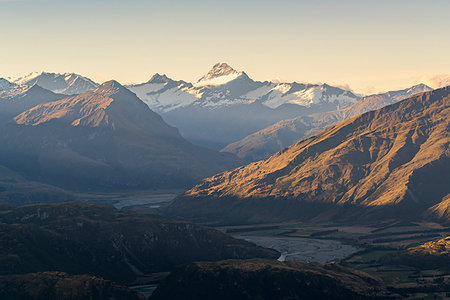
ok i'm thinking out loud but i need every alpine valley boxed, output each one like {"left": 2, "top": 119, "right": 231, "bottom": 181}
{"left": 0, "top": 66, "right": 449, "bottom": 300}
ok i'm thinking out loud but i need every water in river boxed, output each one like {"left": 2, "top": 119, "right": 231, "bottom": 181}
{"left": 113, "top": 195, "right": 176, "bottom": 209}
{"left": 239, "top": 235, "right": 358, "bottom": 264}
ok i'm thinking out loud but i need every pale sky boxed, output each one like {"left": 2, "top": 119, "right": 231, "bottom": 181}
{"left": 0, "top": 0, "right": 449, "bottom": 94}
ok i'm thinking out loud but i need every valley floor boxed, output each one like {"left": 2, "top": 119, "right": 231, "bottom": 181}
{"left": 85, "top": 197, "right": 450, "bottom": 299}
{"left": 215, "top": 221, "right": 450, "bottom": 300}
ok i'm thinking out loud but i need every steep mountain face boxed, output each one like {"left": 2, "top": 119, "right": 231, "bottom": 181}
{"left": 151, "top": 259, "right": 392, "bottom": 300}
{"left": 223, "top": 84, "right": 434, "bottom": 163}
{"left": 166, "top": 87, "right": 450, "bottom": 224}
{"left": 0, "top": 81, "right": 239, "bottom": 192}
{"left": 0, "top": 272, "right": 144, "bottom": 300}
{"left": 128, "top": 63, "right": 359, "bottom": 149}
{"left": 0, "top": 203, "right": 279, "bottom": 284}
{"left": 0, "top": 84, "right": 66, "bottom": 119}
{"left": 13, "top": 72, "right": 99, "bottom": 95}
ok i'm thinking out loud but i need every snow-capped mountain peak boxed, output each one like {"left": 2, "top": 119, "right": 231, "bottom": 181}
{"left": 195, "top": 63, "right": 245, "bottom": 87}
{"left": 199, "top": 63, "right": 239, "bottom": 81}
{"left": 405, "top": 83, "right": 433, "bottom": 94}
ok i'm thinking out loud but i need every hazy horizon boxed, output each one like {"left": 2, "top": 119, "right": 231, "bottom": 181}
{"left": 1, "top": 0, "right": 449, "bottom": 94}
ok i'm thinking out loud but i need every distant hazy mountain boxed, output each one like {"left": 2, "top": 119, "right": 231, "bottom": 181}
{"left": 0, "top": 78, "right": 15, "bottom": 91}
{"left": 0, "top": 81, "right": 239, "bottom": 194}
{"left": 223, "top": 84, "right": 434, "bottom": 162}
{"left": 128, "top": 63, "right": 359, "bottom": 149}
{"left": 13, "top": 72, "right": 99, "bottom": 95}
{"left": 0, "top": 83, "right": 66, "bottom": 118}
{"left": 166, "top": 87, "right": 450, "bottom": 225}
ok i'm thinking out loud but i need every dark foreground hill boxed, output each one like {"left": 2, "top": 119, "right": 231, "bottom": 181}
{"left": 150, "top": 259, "right": 394, "bottom": 300}
{"left": 0, "top": 202, "right": 278, "bottom": 284}
{"left": 166, "top": 87, "right": 450, "bottom": 225}
{"left": 0, "top": 272, "right": 144, "bottom": 300}
{"left": 0, "top": 80, "right": 239, "bottom": 195}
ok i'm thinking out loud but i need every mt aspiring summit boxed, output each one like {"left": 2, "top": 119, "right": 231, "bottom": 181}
{"left": 195, "top": 63, "right": 248, "bottom": 86}
{"left": 199, "top": 63, "right": 240, "bottom": 81}
{"left": 128, "top": 63, "right": 359, "bottom": 149}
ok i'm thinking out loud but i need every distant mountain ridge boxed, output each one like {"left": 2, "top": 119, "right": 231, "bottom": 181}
{"left": 127, "top": 63, "right": 360, "bottom": 149}
{"left": 0, "top": 78, "right": 15, "bottom": 91}
{"left": 222, "top": 83, "right": 434, "bottom": 162}
{"left": 11, "top": 72, "right": 99, "bottom": 95}
{"left": 0, "top": 83, "right": 66, "bottom": 118}
{"left": 0, "top": 80, "right": 240, "bottom": 193}
{"left": 166, "top": 87, "right": 450, "bottom": 224}
{"left": 128, "top": 63, "right": 358, "bottom": 112}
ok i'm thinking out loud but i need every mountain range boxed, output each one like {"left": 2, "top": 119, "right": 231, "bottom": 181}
{"left": 166, "top": 87, "right": 450, "bottom": 224}
{"left": 127, "top": 63, "right": 360, "bottom": 149}
{"left": 0, "top": 80, "right": 239, "bottom": 197}
{"left": 10, "top": 72, "right": 99, "bottom": 95}
{"left": 5, "top": 66, "right": 432, "bottom": 154}
{"left": 222, "top": 83, "right": 434, "bottom": 162}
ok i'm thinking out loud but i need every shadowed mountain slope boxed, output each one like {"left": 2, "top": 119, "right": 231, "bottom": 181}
{"left": 166, "top": 87, "right": 450, "bottom": 224}
{"left": 150, "top": 259, "right": 393, "bottom": 300}
{"left": 0, "top": 81, "right": 239, "bottom": 193}
{"left": 0, "top": 84, "right": 66, "bottom": 119}
{"left": 223, "top": 84, "right": 433, "bottom": 163}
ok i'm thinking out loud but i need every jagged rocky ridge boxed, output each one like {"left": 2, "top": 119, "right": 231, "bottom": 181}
{"left": 12, "top": 72, "right": 99, "bottom": 95}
